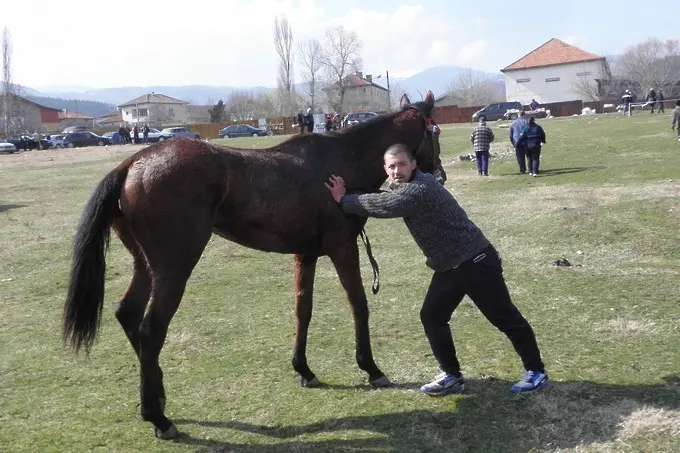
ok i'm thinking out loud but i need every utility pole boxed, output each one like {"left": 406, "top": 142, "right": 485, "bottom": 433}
{"left": 386, "top": 70, "right": 390, "bottom": 110}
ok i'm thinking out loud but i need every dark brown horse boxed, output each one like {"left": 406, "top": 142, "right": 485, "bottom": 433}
{"left": 62, "top": 91, "right": 444, "bottom": 439}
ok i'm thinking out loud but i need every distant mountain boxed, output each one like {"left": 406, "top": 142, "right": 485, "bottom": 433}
{"left": 28, "top": 85, "right": 272, "bottom": 107}
{"left": 26, "top": 95, "right": 116, "bottom": 117}
{"left": 392, "top": 66, "right": 505, "bottom": 99}
{"left": 23, "top": 65, "right": 507, "bottom": 108}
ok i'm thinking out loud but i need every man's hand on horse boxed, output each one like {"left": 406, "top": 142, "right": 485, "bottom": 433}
{"left": 325, "top": 175, "right": 346, "bottom": 203}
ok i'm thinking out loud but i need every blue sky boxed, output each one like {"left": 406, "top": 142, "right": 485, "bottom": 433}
{"left": 0, "top": 0, "right": 676, "bottom": 90}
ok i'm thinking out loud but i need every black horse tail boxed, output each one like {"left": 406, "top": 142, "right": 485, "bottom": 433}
{"left": 63, "top": 163, "right": 129, "bottom": 353}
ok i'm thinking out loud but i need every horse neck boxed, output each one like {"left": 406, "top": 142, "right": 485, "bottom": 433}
{"left": 342, "top": 114, "right": 424, "bottom": 190}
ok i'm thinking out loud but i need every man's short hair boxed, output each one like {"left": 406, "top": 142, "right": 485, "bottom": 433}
{"left": 384, "top": 143, "right": 414, "bottom": 160}
{"left": 676, "top": 100, "right": 680, "bottom": 107}
{"left": 519, "top": 110, "right": 525, "bottom": 117}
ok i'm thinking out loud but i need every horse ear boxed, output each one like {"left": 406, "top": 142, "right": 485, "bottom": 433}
{"left": 424, "top": 90, "right": 435, "bottom": 108}
{"left": 400, "top": 94, "right": 411, "bottom": 108}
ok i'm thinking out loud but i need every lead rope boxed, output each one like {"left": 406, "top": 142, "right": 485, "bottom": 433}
{"left": 359, "top": 228, "right": 380, "bottom": 294}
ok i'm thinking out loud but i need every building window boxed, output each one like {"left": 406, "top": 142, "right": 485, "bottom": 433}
{"left": 517, "top": 78, "right": 531, "bottom": 83}
{"left": 137, "top": 108, "right": 148, "bottom": 117}
{"left": 545, "top": 77, "right": 560, "bottom": 82}
{"left": 576, "top": 71, "right": 591, "bottom": 77}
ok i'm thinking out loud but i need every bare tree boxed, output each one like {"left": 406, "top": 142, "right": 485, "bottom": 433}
{"left": 274, "top": 16, "right": 295, "bottom": 115}
{"left": 320, "top": 26, "right": 363, "bottom": 113}
{"left": 570, "top": 61, "right": 612, "bottom": 101}
{"left": 387, "top": 81, "right": 408, "bottom": 111}
{"left": 2, "top": 26, "right": 14, "bottom": 136}
{"left": 298, "top": 38, "right": 323, "bottom": 111}
{"left": 148, "top": 104, "right": 174, "bottom": 127}
{"left": 224, "top": 90, "right": 266, "bottom": 121}
{"left": 444, "top": 69, "right": 503, "bottom": 107}
{"left": 614, "top": 38, "right": 680, "bottom": 97}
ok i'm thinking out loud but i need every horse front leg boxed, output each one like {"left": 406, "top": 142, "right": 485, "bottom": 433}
{"left": 329, "top": 243, "right": 391, "bottom": 387}
{"left": 291, "top": 253, "right": 320, "bottom": 387}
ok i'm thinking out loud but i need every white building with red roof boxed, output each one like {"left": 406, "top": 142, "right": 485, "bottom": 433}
{"left": 501, "top": 38, "right": 609, "bottom": 104}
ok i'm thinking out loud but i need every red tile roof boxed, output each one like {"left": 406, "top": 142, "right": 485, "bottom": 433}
{"left": 58, "top": 111, "right": 93, "bottom": 119}
{"left": 502, "top": 38, "right": 603, "bottom": 72}
{"left": 326, "top": 73, "right": 389, "bottom": 91}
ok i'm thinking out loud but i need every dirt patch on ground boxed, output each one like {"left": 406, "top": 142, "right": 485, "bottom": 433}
{"left": 0, "top": 144, "right": 146, "bottom": 169}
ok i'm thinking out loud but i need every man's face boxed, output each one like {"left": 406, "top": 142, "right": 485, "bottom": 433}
{"left": 384, "top": 151, "right": 417, "bottom": 185}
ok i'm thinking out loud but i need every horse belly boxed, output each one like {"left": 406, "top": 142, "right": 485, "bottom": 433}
{"left": 212, "top": 211, "right": 320, "bottom": 254}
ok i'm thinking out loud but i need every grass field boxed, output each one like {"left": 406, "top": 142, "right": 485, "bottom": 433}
{"left": 1, "top": 113, "right": 679, "bottom": 452}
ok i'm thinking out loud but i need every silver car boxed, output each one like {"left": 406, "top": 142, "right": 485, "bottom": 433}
{"left": 47, "top": 134, "right": 66, "bottom": 148}
{"left": 158, "top": 127, "right": 200, "bottom": 141}
{"left": 0, "top": 139, "right": 17, "bottom": 153}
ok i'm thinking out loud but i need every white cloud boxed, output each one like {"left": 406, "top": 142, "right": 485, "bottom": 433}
{"left": 0, "top": 1, "right": 499, "bottom": 89}
{"left": 561, "top": 35, "right": 588, "bottom": 48}
{"left": 457, "top": 40, "right": 488, "bottom": 66}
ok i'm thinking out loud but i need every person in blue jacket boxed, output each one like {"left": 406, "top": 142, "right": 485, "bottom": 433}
{"left": 509, "top": 111, "right": 529, "bottom": 174}
{"left": 517, "top": 117, "right": 546, "bottom": 177}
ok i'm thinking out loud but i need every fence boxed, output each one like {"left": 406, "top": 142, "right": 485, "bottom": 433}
{"left": 90, "top": 98, "right": 677, "bottom": 140}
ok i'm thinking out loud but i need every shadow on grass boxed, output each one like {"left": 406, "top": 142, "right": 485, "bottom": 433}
{"left": 500, "top": 166, "right": 605, "bottom": 177}
{"left": 0, "top": 204, "right": 27, "bottom": 213}
{"left": 172, "top": 375, "right": 680, "bottom": 452}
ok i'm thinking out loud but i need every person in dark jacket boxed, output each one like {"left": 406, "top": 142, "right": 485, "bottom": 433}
{"left": 305, "top": 108, "right": 314, "bottom": 133}
{"left": 647, "top": 88, "right": 657, "bottom": 114}
{"left": 142, "top": 124, "right": 150, "bottom": 144}
{"left": 296, "top": 110, "right": 305, "bottom": 134}
{"left": 518, "top": 117, "right": 546, "bottom": 177}
{"left": 470, "top": 119, "right": 494, "bottom": 176}
{"left": 657, "top": 90, "right": 665, "bottom": 114}
{"left": 324, "top": 143, "right": 549, "bottom": 396}
{"left": 509, "top": 111, "right": 529, "bottom": 174}
{"left": 671, "top": 100, "right": 680, "bottom": 141}
{"left": 622, "top": 90, "right": 634, "bottom": 116}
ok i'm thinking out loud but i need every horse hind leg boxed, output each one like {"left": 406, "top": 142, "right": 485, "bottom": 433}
{"left": 133, "top": 213, "right": 214, "bottom": 439}
{"left": 291, "top": 253, "right": 320, "bottom": 387}
{"left": 138, "top": 274, "right": 189, "bottom": 439}
{"left": 115, "top": 260, "right": 151, "bottom": 360}
{"left": 113, "top": 219, "right": 152, "bottom": 360}
{"left": 328, "top": 243, "right": 390, "bottom": 388}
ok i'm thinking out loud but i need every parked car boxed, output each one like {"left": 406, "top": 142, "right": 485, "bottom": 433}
{"left": 343, "top": 111, "right": 378, "bottom": 128}
{"left": 0, "top": 139, "right": 17, "bottom": 153}
{"left": 62, "top": 132, "right": 112, "bottom": 148}
{"left": 62, "top": 125, "right": 90, "bottom": 134}
{"left": 141, "top": 127, "right": 164, "bottom": 143}
{"left": 158, "top": 127, "right": 200, "bottom": 141}
{"left": 46, "top": 134, "right": 66, "bottom": 148}
{"left": 218, "top": 124, "right": 269, "bottom": 138}
{"left": 471, "top": 101, "right": 523, "bottom": 122}
{"left": 6, "top": 135, "right": 50, "bottom": 150}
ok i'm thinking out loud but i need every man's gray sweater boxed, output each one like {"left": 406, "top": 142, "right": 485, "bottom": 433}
{"left": 340, "top": 170, "right": 490, "bottom": 272}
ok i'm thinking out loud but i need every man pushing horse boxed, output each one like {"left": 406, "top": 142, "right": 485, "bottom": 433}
{"left": 325, "top": 144, "right": 549, "bottom": 396}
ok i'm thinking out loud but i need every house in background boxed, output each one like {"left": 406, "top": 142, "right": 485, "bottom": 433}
{"left": 118, "top": 93, "right": 189, "bottom": 126}
{"left": 433, "top": 94, "right": 460, "bottom": 107}
{"left": 324, "top": 72, "right": 390, "bottom": 113}
{"left": 96, "top": 111, "right": 123, "bottom": 130}
{"left": 187, "top": 105, "right": 211, "bottom": 124}
{"left": 59, "top": 110, "right": 93, "bottom": 129}
{"left": 0, "top": 93, "right": 61, "bottom": 133}
{"left": 501, "top": 38, "right": 609, "bottom": 104}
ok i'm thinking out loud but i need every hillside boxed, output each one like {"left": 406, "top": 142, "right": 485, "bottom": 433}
{"left": 26, "top": 95, "right": 116, "bottom": 117}
{"left": 26, "top": 66, "right": 505, "bottom": 108}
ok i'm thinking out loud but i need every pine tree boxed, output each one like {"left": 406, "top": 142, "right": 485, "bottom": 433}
{"left": 209, "top": 100, "right": 226, "bottom": 123}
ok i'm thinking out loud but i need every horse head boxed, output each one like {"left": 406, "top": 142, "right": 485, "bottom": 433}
{"left": 397, "top": 91, "right": 447, "bottom": 184}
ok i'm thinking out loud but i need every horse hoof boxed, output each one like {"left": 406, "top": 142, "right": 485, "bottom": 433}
{"left": 370, "top": 376, "right": 392, "bottom": 388}
{"left": 300, "top": 376, "right": 321, "bottom": 388}
{"left": 154, "top": 423, "right": 179, "bottom": 440}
